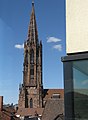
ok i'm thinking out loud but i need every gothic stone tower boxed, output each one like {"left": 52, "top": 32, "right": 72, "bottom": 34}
{"left": 18, "top": 2, "right": 43, "bottom": 109}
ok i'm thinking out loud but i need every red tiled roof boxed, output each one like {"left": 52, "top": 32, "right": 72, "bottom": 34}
{"left": 0, "top": 111, "right": 10, "bottom": 120}
{"left": 17, "top": 108, "right": 44, "bottom": 117}
{"left": 0, "top": 108, "right": 20, "bottom": 120}
{"left": 43, "top": 89, "right": 64, "bottom": 100}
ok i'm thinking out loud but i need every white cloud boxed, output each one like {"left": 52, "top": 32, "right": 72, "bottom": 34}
{"left": 82, "top": 80, "right": 88, "bottom": 85}
{"left": 53, "top": 44, "right": 62, "bottom": 51}
{"left": 47, "top": 37, "right": 61, "bottom": 43}
{"left": 15, "top": 44, "right": 24, "bottom": 49}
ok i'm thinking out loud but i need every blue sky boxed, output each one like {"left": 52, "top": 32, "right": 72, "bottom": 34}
{"left": 0, "top": 0, "right": 66, "bottom": 104}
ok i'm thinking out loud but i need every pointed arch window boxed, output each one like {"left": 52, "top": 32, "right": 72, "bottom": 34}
{"left": 30, "top": 98, "right": 33, "bottom": 108}
{"left": 30, "top": 49, "right": 34, "bottom": 64}
{"left": 25, "top": 50, "right": 28, "bottom": 64}
{"left": 30, "top": 65, "right": 34, "bottom": 79}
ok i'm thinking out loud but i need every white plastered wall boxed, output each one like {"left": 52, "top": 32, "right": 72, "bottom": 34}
{"left": 66, "top": 0, "right": 88, "bottom": 54}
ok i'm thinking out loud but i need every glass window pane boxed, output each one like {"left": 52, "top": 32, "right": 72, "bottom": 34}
{"left": 73, "top": 60, "right": 88, "bottom": 119}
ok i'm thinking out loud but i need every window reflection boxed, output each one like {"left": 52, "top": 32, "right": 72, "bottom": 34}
{"left": 73, "top": 60, "right": 88, "bottom": 119}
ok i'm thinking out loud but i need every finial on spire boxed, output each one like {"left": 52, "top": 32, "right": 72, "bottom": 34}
{"left": 32, "top": 0, "right": 34, "bottom": 6}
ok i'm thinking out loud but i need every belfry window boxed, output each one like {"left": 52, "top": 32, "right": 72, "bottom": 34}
{"left": 30, "top": 49, "right": 34, "bottom": 64}
{"left": 30, "top": 69, "right": 34, "bottom": 79}
{"left": 30, "top": 64, "right": 34, "bottom": 79}
{"left": 30, "top": 98, "right": 33, "bottom": 108}
{"left": 25, "top": 50, "right": 28, "bottom": 64}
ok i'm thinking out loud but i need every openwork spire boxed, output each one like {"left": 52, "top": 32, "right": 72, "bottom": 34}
{"left": 28, "top": 2, "right": 38, "bottom": 44}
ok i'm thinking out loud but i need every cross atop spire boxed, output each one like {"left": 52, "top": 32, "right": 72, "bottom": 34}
{"left": 27, "top": 1, "right": 38, "bottom": 44}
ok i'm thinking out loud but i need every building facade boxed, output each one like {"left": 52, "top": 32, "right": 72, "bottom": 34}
{"left": 62, "top": 54, "right": 88, "bottom": 120}
{"left": 62, "top": 1, "right": 88, "bottom": 120}
{"left": 18, "top": 2, "right": 43, "bottom": 109}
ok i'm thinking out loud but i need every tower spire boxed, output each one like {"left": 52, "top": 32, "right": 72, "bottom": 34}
{"left": 32, "top": 0, "right": 34, "bottom": 5}
{"left": 28, "top": 1, "right": 38, "bottom": 44}
{"left": 18, "top": 0, "right": 43, "bottom": 109}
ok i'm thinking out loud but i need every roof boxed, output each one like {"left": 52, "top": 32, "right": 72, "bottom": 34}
{"left": 17, "top": 89, "right": 64, "bottom": 118}
{"left": 43, "top": 89, "right": 64, "bottom": 100}
{"left": 17, "top": 108, "right": 44, "bottom": 117}
{"left": 42, "top": 99, "right": 64, "bottom": 120}
{"left": 0, "top": 107, "right": 20, "bottom": 120}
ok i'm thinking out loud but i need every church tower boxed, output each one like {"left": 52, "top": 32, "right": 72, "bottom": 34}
{"left": 18, "top": 2, "right": 43, "bottom": 109}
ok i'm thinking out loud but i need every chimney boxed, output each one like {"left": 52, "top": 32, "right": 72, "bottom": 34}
{"left": 0, "top": 96, "right": 3, "bottom": 111}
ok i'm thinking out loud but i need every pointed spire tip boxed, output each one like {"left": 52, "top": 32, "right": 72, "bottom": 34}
{"left": 32, "top": 0, "right": 34, "bottom": 5}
